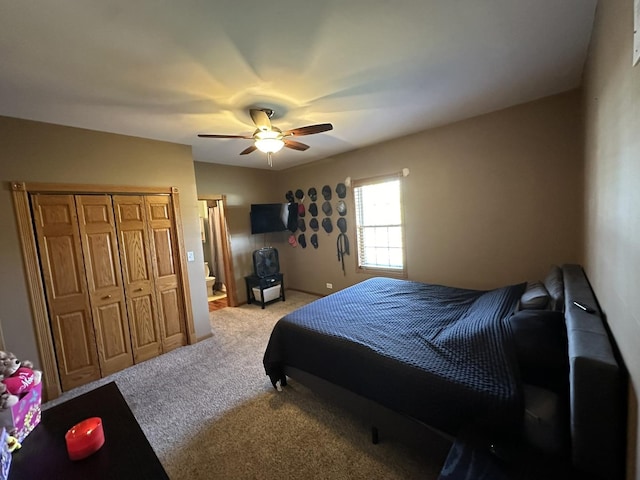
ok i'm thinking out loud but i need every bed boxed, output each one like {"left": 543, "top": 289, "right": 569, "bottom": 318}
{"left": 263, "top": 265, "right": 626, "bottom": 479}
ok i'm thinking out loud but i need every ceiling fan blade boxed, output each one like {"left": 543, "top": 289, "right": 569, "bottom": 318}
{"left": 198, "top": 134, "right": 253, "bottom": 139}
{"left": 250, "top": 109, "right": 272, "bottom": 131}
{"left": 284, "top": 139, "right": 310, "bottom": 151}
{"left": 283, "top": 123, "right": 333, "bottom": 137}
{"left": 239, "top": 145, "right": 257, "bottom": 155}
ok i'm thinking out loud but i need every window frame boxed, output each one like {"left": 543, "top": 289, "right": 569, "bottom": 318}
{"left": 352, "top": 173, "right": 407, "bottom": 278}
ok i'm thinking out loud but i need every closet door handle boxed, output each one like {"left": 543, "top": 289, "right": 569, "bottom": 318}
{"left": 102, "top": 294, "right": 112, "bottom": 300}
{"left": 135, "top": 288, "right": 143, "bottom": 292}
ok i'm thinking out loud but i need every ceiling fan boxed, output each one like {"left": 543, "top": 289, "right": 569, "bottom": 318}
{"left": 198, "top": 108, "right": 333, "bottom": 167}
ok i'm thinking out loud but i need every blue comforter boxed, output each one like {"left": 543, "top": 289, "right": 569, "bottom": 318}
{"left": 263, "top": 277, "right": 525, "bottom": 435}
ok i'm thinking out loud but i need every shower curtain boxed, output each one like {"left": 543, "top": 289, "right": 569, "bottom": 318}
{"left": 208, "top": 204, "right": 226, "bottom": 291}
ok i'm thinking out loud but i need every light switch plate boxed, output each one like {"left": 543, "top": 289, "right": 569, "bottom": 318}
{"left": 187, "top": 251, "right": 195, "bottom": 262}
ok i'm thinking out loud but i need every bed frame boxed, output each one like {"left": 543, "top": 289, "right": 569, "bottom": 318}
{"left": 282, "top": 264, "right": 627, "bottom": 478}
{"left": 562, "top": 264, "right": 626, "bottom": 478}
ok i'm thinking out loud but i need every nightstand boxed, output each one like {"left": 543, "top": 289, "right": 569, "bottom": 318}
{"left": 245, "top": 273, "right": 285, "bottom": 309}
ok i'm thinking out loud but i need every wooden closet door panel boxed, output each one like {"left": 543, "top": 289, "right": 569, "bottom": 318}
{"left": 113, "top": 195, "right": 162, "bottom": 362}
{"left": 146, "top": 195, "right": 186, "bottom": 352}
{"left": 76, "top": 195, "right": 134, "bottom": 376}
{"left": 51, "top": 310, "right": 100, "bottom": 386}
{"left": 31, "top": 194, "right": 101, "bottom": 391}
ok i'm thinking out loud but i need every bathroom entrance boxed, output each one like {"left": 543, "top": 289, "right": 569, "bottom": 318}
{"left": 198, "top": 195, "right": 238, "bottom": 311}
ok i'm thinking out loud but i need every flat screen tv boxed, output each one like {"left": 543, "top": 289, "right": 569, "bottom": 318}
{"left": 250, "top": 203, "right": 297, "bottom": 234}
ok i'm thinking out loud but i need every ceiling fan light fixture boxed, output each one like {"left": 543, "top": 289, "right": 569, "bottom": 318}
{"left": 255, "top": 137, "right": 284, "bottom": 153}
{"left": 254, "top": 129, "right": 284, "bottom": 153}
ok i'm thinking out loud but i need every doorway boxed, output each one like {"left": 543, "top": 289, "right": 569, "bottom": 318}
{"left": 198, "top": 195, "right": 238, "bottom": 311}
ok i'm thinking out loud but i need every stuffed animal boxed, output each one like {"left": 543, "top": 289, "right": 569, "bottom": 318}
{"left": 0, "top": 383, "right": 18, "bottom": 410}
{"left": 6, "top": 433, "right": 21, "bottom": 453}
{"left": 0, "top": 351, "right": 42, "bottom": 399}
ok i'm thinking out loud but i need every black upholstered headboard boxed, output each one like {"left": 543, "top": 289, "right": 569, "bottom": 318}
{"left": 562, "top": 264, "right": 626, "bottom": 479}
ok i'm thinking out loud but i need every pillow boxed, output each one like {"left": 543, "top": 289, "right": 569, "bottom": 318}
{"left": 506, "top": 309, "right": 568, "bottom": 395}
{"left": 543, "top": 265, "right": 564, "bottom": 312}
{"left": 518, "top": 281, "right": 550, "bottom": 310}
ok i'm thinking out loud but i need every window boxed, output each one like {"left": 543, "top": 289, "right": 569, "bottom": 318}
{"left": 353, "top": 174, "right": 406, "bottom": 276}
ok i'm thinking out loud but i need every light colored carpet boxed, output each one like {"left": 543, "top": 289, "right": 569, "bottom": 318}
{"left": 44, "top": 291, "right": 450, "bottom": 479}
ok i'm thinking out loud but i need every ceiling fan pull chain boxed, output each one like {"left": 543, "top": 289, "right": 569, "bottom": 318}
{"left": 267, "top": 152, "right": 273, "bottom": 168}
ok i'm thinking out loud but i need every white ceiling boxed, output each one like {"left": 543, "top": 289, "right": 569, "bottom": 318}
{"left": 0, "top": 1, "right": 597, "bottom": 170}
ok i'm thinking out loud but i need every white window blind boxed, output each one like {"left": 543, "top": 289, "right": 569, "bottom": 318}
{"left": 353, "top": 176, "right": 405, "bottom": 274}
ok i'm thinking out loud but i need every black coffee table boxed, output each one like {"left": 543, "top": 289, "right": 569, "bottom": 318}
{"left": 9, "top": 381, "right": 168, "bottom": 479}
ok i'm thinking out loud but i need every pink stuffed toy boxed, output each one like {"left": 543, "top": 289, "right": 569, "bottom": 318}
{"left": 3, "top": 367, "right": 38, "bottom": 396}
{"left": 0, "top": 351, "right": 42, "bottom": 401}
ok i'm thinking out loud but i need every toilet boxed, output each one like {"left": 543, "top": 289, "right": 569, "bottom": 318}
{"left": 204, "top": 262, "right": 216, "bottom": 295}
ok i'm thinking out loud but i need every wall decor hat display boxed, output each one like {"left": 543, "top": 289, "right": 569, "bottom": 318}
{"left": 337, "top": 200, "right": 347, "bottom": 216}
{"left": 285, "top": 181, "right": 350, "bottom": 258}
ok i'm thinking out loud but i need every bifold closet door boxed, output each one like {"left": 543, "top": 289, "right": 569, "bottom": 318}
{"left": 113, "top": 195, "right": 162, "bottom": 363}
{"left": 76, "top": 195, "right": 134, "bottom": 376}
{"left": 145, "top": 195, "right": 187, "bottom": 352}
{"left": 31, "top": 194, "right": 101, "bottom": 391}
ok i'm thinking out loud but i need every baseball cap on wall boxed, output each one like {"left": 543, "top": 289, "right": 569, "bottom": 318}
{"left": 337, "top": 217, "right": 347, "bottom": 233}
{"left": 322, "top": 217, "right": 333, "bottom": 233}
{"left": 322, "top": 185, "right": 332, "bottom": 201}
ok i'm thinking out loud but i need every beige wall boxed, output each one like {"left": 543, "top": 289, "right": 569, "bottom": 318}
{"left": 193, "top": 162, "right": 289, "bottom": 301}
{"left": 0, "top": 116, "right": 211, "bottom": 369}
{"left": 582, "top": 0, "right": 640, "bottom": 477}
{"left": 276, "top": 90, "right": 584, "bottom": 295}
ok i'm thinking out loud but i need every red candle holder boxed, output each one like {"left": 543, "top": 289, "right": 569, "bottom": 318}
{"left": 65, "top": 417, "right": 105, "bottom": 461}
